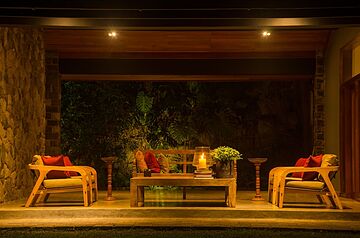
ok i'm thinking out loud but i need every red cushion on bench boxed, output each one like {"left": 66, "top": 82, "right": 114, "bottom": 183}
{"left": 144, "top": 152, "right": 161, "bottom": 173}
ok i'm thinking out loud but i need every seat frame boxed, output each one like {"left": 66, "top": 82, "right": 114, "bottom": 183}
{"left": 25, "top": 157, "right": 98, "bottom": 208}
{"left": 268, "top": 166, "right": 342, "bottom": 209}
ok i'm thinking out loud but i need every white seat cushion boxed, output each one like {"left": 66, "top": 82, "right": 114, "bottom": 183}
{"left": 286, "top": 180, "right": 325, "bottom": 190}
{"left": 43, "top": 177, "right": 83, "bottom": 188}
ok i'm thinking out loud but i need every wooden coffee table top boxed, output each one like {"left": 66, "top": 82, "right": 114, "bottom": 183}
{"left": 131, "top": 176, "right": 235, "bottom": 186}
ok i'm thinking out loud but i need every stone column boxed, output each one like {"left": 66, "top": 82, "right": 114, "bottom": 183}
{"left": 45, "top": 51, "right": 61, "bottom": 155}
{"left": 313, "top": 50, "right": 325, "bottom": 155}
{"left": 0, "top": 27, "right": 46, "bottom": 203}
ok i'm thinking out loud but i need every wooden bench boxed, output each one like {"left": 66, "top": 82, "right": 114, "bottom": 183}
{"left": 130, "top": 149, "right": 237, "bottom": 207}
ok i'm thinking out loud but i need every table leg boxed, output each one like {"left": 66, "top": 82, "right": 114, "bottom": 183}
{"left": 228, "top": 181, "right": 236, "bottom": 208}
{"left": 137, "top": 186, "right": 144, "bottom": 207}
{"left": 225, "top": 187, "right": 229, "bottom": 204}
{"left": 182, "top": 187, "right": 187, "bottom": 200}
{"left": 130, "top": 182, "right": 137, "bottom": 207}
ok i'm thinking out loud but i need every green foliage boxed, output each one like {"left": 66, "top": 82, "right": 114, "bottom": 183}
{"left": 61, "top": 80, "right": 310, "bottom": 190}
{"left": 136, "top": 91, "right": 153, "bottom": 114}
{"left": 211, "top": 146, "right": 243, "bottom": 162}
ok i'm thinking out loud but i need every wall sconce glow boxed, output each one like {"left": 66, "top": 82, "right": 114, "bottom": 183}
{"left": 108, "top": 31, "right": 117, "bottom": 38}
{"left": 262, "top": 31, "right": 271, "bottom": 37}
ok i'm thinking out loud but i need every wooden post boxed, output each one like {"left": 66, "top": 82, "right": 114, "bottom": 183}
{"left": 248, "top": 158, "right": 268, "bottom": 201}
{"left": 101, "top": 156, "right": 117, "bottom": 201}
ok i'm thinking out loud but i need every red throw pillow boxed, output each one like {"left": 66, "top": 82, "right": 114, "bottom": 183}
{"left": 302, "top": 154, "right": 323, "bottom": 181}
{"left": 41, "top": 155, "right": 69, "bottom": 179}
{"left": 62, "top": 155, "right": 79, "bottom": 177}
{"left": 292, "top": 157, "right": 309, "bottom": 178}
{"left": 144, "top": 152, "right": 161, "bottom": 173}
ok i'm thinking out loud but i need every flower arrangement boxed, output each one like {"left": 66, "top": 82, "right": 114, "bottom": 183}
{"left": 211, "top": 146, "right": 242, "bottom": 162}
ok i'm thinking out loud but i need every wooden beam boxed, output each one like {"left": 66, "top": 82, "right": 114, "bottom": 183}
{"left": 55, "top": 51, "right": 316, "bottom": 59}
{"left": 61, "top": 74, "right": 313, "bottom": 82}
{"left": 59, "top": 58, "right": 316, "bottom": 75}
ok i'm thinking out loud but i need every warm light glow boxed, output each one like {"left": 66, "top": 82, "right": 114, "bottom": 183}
{"left": 108, "top": 31, "right": 117, "bottom": 38}
{"left": 198, "top": 153, "right": 207, "bottom": 169}
{"left": 262, "top": 31, "right": 271, "bottom": 37}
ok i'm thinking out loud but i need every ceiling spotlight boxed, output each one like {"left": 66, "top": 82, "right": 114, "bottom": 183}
{"left": 108, "top": 31, "right": 117, "bottom": 38}
{"left": 262, "top": 31, "right": 271, "bottom": 37}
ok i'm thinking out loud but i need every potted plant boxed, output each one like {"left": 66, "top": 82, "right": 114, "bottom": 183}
{"left": 211, "top": 146, "right": 243, "bottom": 178}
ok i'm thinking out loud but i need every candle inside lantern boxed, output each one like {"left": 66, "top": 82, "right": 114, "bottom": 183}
{"left": 198, "top": 153, "right": 206, "bottom": 169}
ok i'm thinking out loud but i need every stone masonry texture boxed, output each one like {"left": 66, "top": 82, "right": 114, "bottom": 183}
{"left": 313, "top": 50, "right": 325, "bottom": 155}
{"left": 45, "top": 51, "right": 61, "bottom": 155}
{"left": 0, "top": 27, "right": 46, "bottom": 203}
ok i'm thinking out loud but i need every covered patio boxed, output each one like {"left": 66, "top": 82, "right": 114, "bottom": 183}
{"left": 1, "top": 1, "right": 360, "bottom": 233}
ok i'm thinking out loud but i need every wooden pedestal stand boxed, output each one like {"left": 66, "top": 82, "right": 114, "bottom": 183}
{"left": 248, "top": 157, "right": 268, "bottom": 201}
{"left": 101, "top": 156, "right": 117, "bottom": 201}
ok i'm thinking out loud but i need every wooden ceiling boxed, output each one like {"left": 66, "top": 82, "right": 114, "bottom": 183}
{"left": 44, "top": 29, "right": 331, "bottom": 59}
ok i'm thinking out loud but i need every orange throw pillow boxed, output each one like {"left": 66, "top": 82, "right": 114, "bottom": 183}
{"left": 135, "top": 151, "right": 148, "bottom": 172}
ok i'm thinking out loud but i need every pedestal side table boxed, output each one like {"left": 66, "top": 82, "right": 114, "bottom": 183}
{"left": 248, "top": 157, "right": 268, "bottom": 201}
{"left": 101, "top": 156, "right": 117, "bottom": 201}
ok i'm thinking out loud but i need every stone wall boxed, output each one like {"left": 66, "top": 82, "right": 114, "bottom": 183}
{"left": 0, "top": 27, "right": 45, "bottom": 203}
{"left": 45, "top": 52, "right": 61, "bottom": 155}
{"left": 313, "top": 50, "right": 325, "bottom": 155}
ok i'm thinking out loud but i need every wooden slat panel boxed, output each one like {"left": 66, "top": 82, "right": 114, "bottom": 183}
{"left": 44, "top": 29, "right": 330, "bottom": 58}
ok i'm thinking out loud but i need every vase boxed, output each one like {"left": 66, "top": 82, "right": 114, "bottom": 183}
{"left": 215, "top": 161, "right": 234, "bottom": 178}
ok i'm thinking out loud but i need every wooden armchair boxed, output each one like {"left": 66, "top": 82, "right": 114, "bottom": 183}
{"left": 268, "top": 154, "right": 342, "bottom": 209}
{"left": 25, "top": 155, "right": 98, "bottom": 207}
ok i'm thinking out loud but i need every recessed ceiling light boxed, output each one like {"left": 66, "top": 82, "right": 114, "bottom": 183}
{"left": 108, "top": 31, "right": 117, "bottom": 38}
{"left": 262, "top": 31, "right": 271, "bottom": 37}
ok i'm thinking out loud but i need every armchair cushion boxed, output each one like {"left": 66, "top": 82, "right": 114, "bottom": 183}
{"left": 41, "top": 155, "right": 79, "bottom": 179}
{"left": 62, "top": 156, "right": 79, "bottom": 177}
{"left": 318, "top": 154, "right": 338, "bottom": 181}
{"left": 292, "top": 157, "right": 310, "bottom": 178}
{"left": 302, "top": 154, "right": 323, "bottom": 181}
{"left": 41, "top": 155, "right": 69, "bottom": 179}
{"left": 43, "top": 177, "right": 83, "bottom": 188}
{"left": 286, "top": 180, "right": 325, "bottom": 190}
{"left": 321, "top": 154, "right": 338, "bottom": 167}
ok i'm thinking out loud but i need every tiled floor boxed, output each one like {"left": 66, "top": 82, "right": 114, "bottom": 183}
{"left": 0, "top": 189, "right": 359, "bottom": 230}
